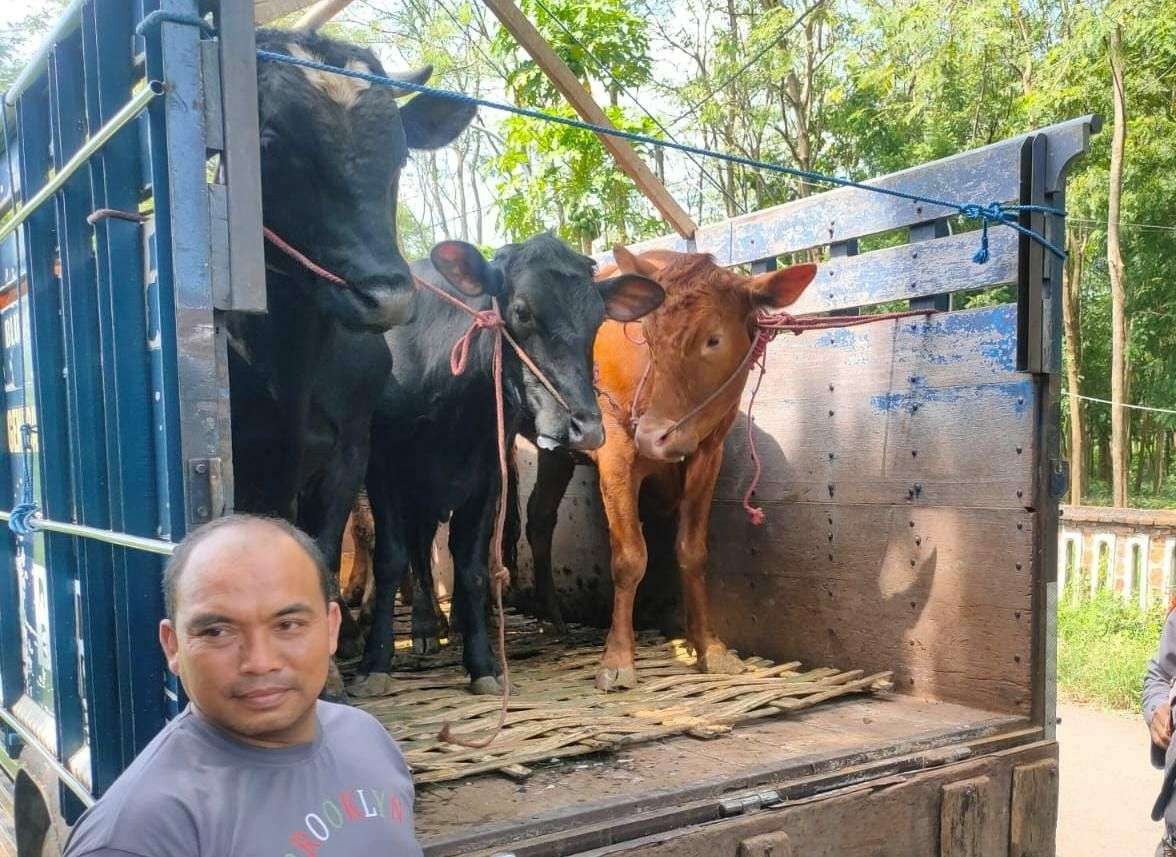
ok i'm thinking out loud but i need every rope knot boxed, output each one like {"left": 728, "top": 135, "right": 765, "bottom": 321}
{"left": 449, "top": 308, "right": 504, "bottom": 375}
{"left": 960, "top": 202, "right": 1010, "bottom": 265}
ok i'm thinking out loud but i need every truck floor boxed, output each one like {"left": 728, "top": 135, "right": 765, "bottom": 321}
{"left": 416, "top": 694, "right": 1025, "bottom": 855}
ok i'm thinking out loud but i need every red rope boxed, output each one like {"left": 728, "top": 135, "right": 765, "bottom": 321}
{"left": 412, "top": 275, "right": 575, "bottom": 749}
{"left": 262, "top": 227, "right": 349, "bottom": 287}
{"left": 623, "top": 308, "right": 936, "bottom": 525}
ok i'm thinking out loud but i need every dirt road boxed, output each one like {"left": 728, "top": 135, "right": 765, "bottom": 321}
{"left": 1058, "top": 702, "right": 1163, "bottom": 856}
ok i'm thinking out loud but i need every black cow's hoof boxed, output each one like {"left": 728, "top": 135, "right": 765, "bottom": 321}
{"left": 348, "top": 672, "right": 395, "bottom": 698}
{"left": 469, "top": 675, "right": 501, "bottom": 696}
{"left": 412, "top": 636, "right": 442, "bottom": 655}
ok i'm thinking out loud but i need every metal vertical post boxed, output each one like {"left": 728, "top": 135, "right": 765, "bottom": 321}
{"left": 83, "top": 0, "right": 167, "bottom": 763}
{"left": 142, "top": 0, "right": 231, "bottom": 540}
{"left": 48, "top": 28, "right": 122, "bottom": 799}
{"left": 15, "top": 78, "right": 86, "bottom": 820}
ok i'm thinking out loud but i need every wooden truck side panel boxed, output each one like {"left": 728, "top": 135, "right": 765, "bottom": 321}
{"left": 574, "top": 741, "right": 1057, "bottom": 857}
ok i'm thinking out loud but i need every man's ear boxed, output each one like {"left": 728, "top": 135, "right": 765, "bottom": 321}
{"left": 159, "top": 619, "right": 181, "bottom": 677}
{"left": 596, "top": 274, "right": 665, "bottom": 322}
{"left": 430, "top": 241, "right": 504, "bottom": 297}
{"left": 326, "top": 600, "right": 342, "bottom": 657}
{"left": 746, "top": 263, "right": 818, "bottom": 308}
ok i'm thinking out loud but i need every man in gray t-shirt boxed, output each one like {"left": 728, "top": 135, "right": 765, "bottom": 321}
{"left": 64, "top": 514, "right": 422, "bottom": 857}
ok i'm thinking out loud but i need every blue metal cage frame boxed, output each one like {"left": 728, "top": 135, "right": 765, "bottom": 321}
{"left": 0, "top": 0, "right": 260, "bottom": 820}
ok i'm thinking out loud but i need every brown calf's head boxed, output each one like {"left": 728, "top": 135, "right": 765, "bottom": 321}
{"left": 614, "top": 246, "right": 816, "bottom": 462}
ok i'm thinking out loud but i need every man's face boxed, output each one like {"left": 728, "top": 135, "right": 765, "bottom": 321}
{"left": 159, "top": 523, "right": 341, "bottom": 747}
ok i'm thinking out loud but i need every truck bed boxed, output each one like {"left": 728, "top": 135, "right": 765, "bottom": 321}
{"left": 417, "top": 694, "right": 1029, "bottom": 855}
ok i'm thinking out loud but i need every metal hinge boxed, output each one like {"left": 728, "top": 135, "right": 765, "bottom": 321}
{"left": 720, "top": 789, "right": 783, "bottom": 818}
{"left": 187, "top": 458, "right": 225, "bottom": 526}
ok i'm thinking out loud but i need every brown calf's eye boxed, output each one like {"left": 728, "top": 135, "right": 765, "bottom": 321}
{"left": 706, "top": 335, "right": 721, "bottom": 349}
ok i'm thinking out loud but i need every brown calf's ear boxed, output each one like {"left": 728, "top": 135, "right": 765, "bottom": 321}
{"left": 747, "top": 262, "right": 818, "bottom": 309}
{"left": 430, "top": 241, "right": 503, "bottom": 297}
{"left": 612, "top": 244, "right": 661, "bottom": 278}
{"left": 596, "top": 274, "right": 665, "bottom": 322}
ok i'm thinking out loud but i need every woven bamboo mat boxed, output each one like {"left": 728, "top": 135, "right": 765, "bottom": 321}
{"left": 346, "top": 608, "right": 893, "bottom": 785}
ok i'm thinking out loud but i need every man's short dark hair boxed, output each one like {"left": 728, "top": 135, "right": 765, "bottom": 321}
{"left": 162, "top": 514, "right": 331, "bottom": 620}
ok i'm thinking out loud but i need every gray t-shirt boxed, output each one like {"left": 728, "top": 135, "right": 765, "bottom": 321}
{"left": 64, "top": 701, "right": 422, "bottom": 857}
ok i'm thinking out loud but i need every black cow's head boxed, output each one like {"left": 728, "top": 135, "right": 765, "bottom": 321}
{"left": 430, "top": 234, "right": 664, "bottom": 451}
{"left": 256, "top": 29, "right": 475, "bottom": 332}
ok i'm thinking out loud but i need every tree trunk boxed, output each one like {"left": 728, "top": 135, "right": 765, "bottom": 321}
{"left": 470, "top": 132, "right": 484, "bottom": 246}
{"left": 1107, "top": 25, "right": 1129, "bottom": 508}
{"left": 1062, "top": 228, "right": 1087, "bottom": 504}
{"left": 454, "top": 143, "right": 469, "bottom": 241}
{"left": 428, "top": 152, "right": 450, "bottom": 240}
{"left": 1134, "top": 417, "right": 1149, "bottom": 497}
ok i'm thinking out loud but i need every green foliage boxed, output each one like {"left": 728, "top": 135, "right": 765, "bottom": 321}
{"left": 1058, "top": 591, "right": 1166, "bottom": 711}
{"left": 0, "top": 2, "right": 68, "bottom": 93}
{"left": 488, "top": 0, "right": 662, "bottom": 248}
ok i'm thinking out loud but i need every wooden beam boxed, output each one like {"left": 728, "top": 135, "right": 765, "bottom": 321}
{"left": 254, "top": 0, "right": 354, "bottom": 27}
{"left": 296, "top": 0, "right": 356, "bottom": 30}
{"left": 483, "top": 0, "right": 697, "bottom": 240}
{"left": 255, "top": 0, "right": 318, "bottom": 25}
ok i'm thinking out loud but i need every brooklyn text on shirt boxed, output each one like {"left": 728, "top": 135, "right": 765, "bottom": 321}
{"left": 283, "top": 785, "right": 408, "bottom": 856}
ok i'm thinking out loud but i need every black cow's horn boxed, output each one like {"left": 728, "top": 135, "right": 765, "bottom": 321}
{"left": 387, "top": 65, "right": 434, "bottom": 97}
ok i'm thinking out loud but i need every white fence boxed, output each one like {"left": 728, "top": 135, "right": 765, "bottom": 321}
{"left": 1058, "top": 506, "right": 1176, "bottom": 608}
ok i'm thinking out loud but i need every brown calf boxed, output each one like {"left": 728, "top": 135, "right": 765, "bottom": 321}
{"left": 528, "top": 247, "right": 816, "bottom": 690}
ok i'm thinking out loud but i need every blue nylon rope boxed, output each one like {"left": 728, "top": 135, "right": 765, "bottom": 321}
{"left": 9, "top": 424, "right": 38, "bottom": 536}
{"left": 135, "top": 10, "right": 215, "bottom": 38}
{"left": 256, "top": 48, "right": 1067, "bottom": 262}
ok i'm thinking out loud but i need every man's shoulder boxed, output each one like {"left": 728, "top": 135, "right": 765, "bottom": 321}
{"left": 319, "top": 700, "right": 395, "bottom": 744}
{"left": 63, "top": 713, "right": 209, "bottom": 856}
{"left": 318, "top": 701, "right": 411, "bottom": 769}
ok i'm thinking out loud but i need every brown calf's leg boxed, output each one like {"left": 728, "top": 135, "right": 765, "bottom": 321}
{"left": 678, "top": 433, "right": 744, "bottom": 675}
{"left": 597, "top": 450, "right": 648, "bottom": 691}
{"left": 345, "top": 493, "right": 375, "bottom": 607}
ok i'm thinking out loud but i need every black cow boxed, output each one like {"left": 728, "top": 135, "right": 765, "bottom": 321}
{"left": 350, "top": 235, "right": 663, "bottom": 696}
{"left": 228, "top": 29, "right": 475, "bottom": 678}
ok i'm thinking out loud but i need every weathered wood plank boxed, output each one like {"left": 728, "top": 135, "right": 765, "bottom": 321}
{"left": 1009, "top": 758, "right": 1058, "bottom": 857}
{"left": 786, "top": 228, "right": 1016, "bottom": 315}
{"left": 706, "top": 504, "right": 1035, "bottom": 715}
{"left": 538, "top": 742, "right": 1055, "bottom": 857}
{"left": 739, "top": 831, "right": 794, "bottom": 857}
{"left": 597, "top": 116, "right": 1096, "bottom": 269}
{"left": 940, "top": 776, "right": 989, "bottom": 857}
{"left": 718, "top": 304, "right": 1035, "bottom": 509}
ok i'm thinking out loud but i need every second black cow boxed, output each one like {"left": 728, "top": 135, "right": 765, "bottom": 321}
{"left": 351, "top": 234, "right": 663, "bottom": 695}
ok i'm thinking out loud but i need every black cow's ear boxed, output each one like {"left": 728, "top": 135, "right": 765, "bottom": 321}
{"left": 596, "top": 274, "right": 664, "bottom": 322}
{"left": 430, "top": 241, "right": 503, "bottom": 297}
{"left": 401, "top": 94, "right": 477, "bottom": 150}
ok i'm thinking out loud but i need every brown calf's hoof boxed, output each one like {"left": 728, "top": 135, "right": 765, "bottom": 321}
{"left": 348, "top": 672, "right": 395, "bottom": 698}
{"left": 469, "top": 675, "right": 504, "bottom": 696}
{"left": 595, "top": 665, "right": 638, "bottom": 692}
{"left": 699, "top": 644, "right": 745, "bottom": 675}
{"left": 412, "top": 636, "right": 443, "bottom": 655}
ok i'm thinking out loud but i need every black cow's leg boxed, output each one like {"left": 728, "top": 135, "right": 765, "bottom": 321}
{"left": 350, "top": 468, "right": 409, "bottom": 698}
{"left": 448, "top": 493, "right": 500, "bottom": 694}
{"left": 295, "top": 460, "right": 367, "bottom": 663}
{"left": 526, "top": 449, "right": 574, "bottom": 631}
{"left": 408, "top": 520, "right": 443, "bottom": 655}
